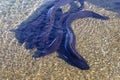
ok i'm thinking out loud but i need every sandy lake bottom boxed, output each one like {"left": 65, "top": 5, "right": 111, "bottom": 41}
{"left": 0, "top": 0, "right": 120, "bottom": 80}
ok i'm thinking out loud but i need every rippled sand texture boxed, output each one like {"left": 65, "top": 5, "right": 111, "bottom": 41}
{"left": 0, "top": 0, "right": 120, "bottom": 80}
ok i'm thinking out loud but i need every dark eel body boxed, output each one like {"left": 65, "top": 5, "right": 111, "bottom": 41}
{"left": 57, "top": 10, "right": 108, "bottom": 70}
{"left": 32, "top": 8, "right": 64, "bottom": 57}
{"left": 12, "top": 0, "right": 109, "bottom": 70}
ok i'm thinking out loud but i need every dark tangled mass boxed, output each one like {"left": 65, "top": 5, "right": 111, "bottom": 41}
{"left": 12, "top": 0, "right": 109, "bottom": 70}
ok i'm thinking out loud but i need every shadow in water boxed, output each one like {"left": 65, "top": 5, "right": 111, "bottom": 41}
{"left": 87, "top": 0, "right": 120, "bottom": 16}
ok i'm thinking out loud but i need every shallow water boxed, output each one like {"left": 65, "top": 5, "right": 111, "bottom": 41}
{"left": 0, "top": 0, "right": 120, "bottom": 80}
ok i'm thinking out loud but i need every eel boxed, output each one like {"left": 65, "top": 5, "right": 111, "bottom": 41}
{"left": 32, "top": 8, "right": 64, "bottom": 58}
{"left": 57, "top": 10, "right": 109, "bottom": 70}
{"left": 47, "top": 0, "right": 85, "bottom": 22}
{"left": 31, "top": 0, "right": 85, "bottom": 57}
{"left": 12, "top": 0, "right": 109, "bottom": 70}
